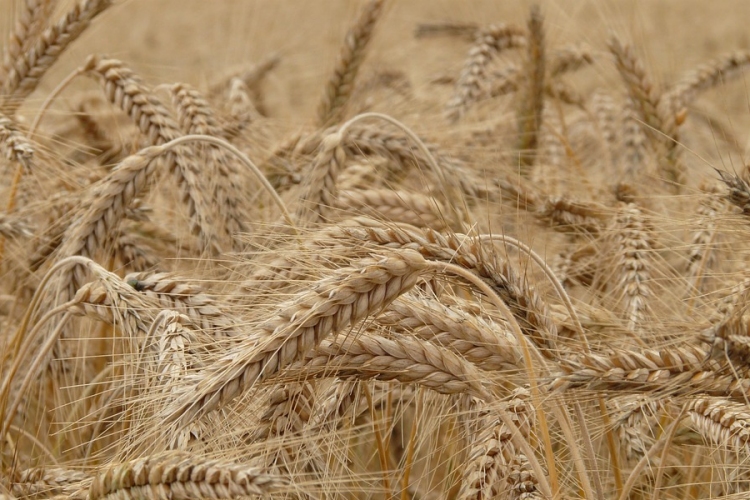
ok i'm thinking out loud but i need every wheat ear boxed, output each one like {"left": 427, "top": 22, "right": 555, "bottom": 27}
{"left": 87, "top": 451, "right": 289, "bottom": 500}
{"left": 317, "top": 0, "right": 386, "bottom": 126}
{"left": 446, "top": 23, "right": 526, "bottom": 122}
{"left": 161, "top": 249, "right": 428, "bottom": 428}
{"left": 1, "top": 0, "right": 113, "bottom": 113}
{"left": 0, "top": 0, "right": 55, "bottom": 85}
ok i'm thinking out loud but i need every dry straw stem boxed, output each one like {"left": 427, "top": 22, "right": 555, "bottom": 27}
{"left": 446, "top": 23, "right": 526, "bottom": 122}
{"left": 687, "top": 397, "right": 750, "bottom": 453}
{"left": 161, "top": 249, "right": 429, "bottom": 428}
{"left": 516, "top": 5, "right": 545, "bottom": 170}
{"left": 87, "top": 451, "right": 289, "bottom": 500}
{"left": 1, "top": 0, "right": 113, "bottom": 114}
{"left": 316, "top": 0, "right": 386, "bottom": 127}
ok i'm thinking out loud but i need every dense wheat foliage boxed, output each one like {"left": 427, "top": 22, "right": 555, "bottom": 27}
{"left": 4, "top": 0, "right": 750, "bottom": 498}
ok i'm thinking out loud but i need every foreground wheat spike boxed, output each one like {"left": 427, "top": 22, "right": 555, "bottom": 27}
{"left": 718, "top": 169, "right": 750, "bottom": 215}
{"left": 10, "top": 466, "right": 88, "bottom": 499}
{"left": 688, "top": 398, "right": 750, "bottom": 453}
{"left": 611, "top": 203, "right": 654, "bottom": 333}
{"left": 446, "top": 23, "right": 526, "bottom": 122}
{"left": 87, "top": 451, "right": 290, "bottom": 500}
{"left": 336, "top": 220, "right": 558, "bottom": 355}
{"left": 55, "top": 147, "right": 163, "bottom": 297}
{"left": 161, "top": 249, "right": 429, "bottom": 428}
{"left": 458, "top": 390, "right": 540, "bottom": 500}
{"left": 335, "top": 189, "right": 451, "bottom": 229}
{"left": 516, "top": 5, "right": 545, "bottom": 170}
{"left": 317, "top": 0, "right": 386, "bottom": 127}
{"left": 378, "top": 295, "right": 523, "bottom": 371}
{"left": 0, "top": 0, "right": 55, "bottom": 84}
{"left": 288, "top": 331, "right": 492, "bottom": 400}
{"left": 1, "top": 0, "right": 112, "bottom": 113}
{"left": 125, "top": 272, "right": 238, "bottom": 339}
{"left": 552, "top": 343, "right": 750, "bottom": 399}
{"left": 84, "top": 56, "right": 220, "bottom": 253}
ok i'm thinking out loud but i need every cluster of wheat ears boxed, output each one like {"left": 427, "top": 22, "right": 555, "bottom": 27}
{"left": 3, "top": 0, "right": 750, "bottom": 498}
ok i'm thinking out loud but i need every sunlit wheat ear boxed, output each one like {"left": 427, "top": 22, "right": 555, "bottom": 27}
{"left": 458, "top": 390, "right": 546, "bottom": 500}
{"left": 516, "top": 5, "right": 545, "bottom": 171}
{"left": 1, "top": 0, "right": 113, "bottom": 114}
{"left": 0, "top": 0, "right": 56, "bottom": 85}
{"left": 317, "top": 0, "right": 386, "bottom": 127}
{"left": 170, "top": 83, "right": 250, "bottom": 247}
{"left": 160, "top": 249, "right": 429, "bottom": 429}
{"left": 9, "top": 466, "right": 88, "bottom": 499}
{"left": 335, "top": 189, "right": 451, "bottom": 229}
{"left": 446, "top": 23, "right": 526, "bottom": 122}
{"left": 87, "top": 451, "right": 291, "bottom": 500}
{"left": 84, "top": 56, "right": 220, "bottom": 253}
{"left": 688, "top": 398, "right": 750, "bottom": 453}
{"left": 125, "top": 272, "right": 239, "bottom": 339}
{"left": 667, "top": 50, "right": 750, "bottom": 113}
{"left": 552, "top": 344, "right": 750, "bottom": 399}
{"left": 377, "top": 294, "right": 523, "bottom": 371}
{"left": 610, "top": 202, "right": 655, "bottom": 334}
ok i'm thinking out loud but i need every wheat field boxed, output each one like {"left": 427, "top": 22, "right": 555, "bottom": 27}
{"left": 3, "top": 1, "right": 750, "bottom": 498}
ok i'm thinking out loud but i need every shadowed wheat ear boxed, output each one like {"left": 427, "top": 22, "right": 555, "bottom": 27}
{"left": 87, "top": 451, "right": 290, "bottom": 500}
{"left": 317, "top": 0, "right": 386, "bottom": 127}
{"left": 687, "top": 181, "right": 725, "bottom": 294}
{"left": 1, "top": 0, "right": 113, "bottom": 114}
{"left": 446, "top": 23, "right": 526, "bottom": 122}
{"left": 160, "top": 249, "right": 429, "bottom": 429}
{"left": 0, "top": 111, "right": 34, "bottom": 262}
{"left": 0, "top": 0, "right": 55, "bottom": 84}
{"left": 611, "top": 202, "right": 655, "bottom": 334}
